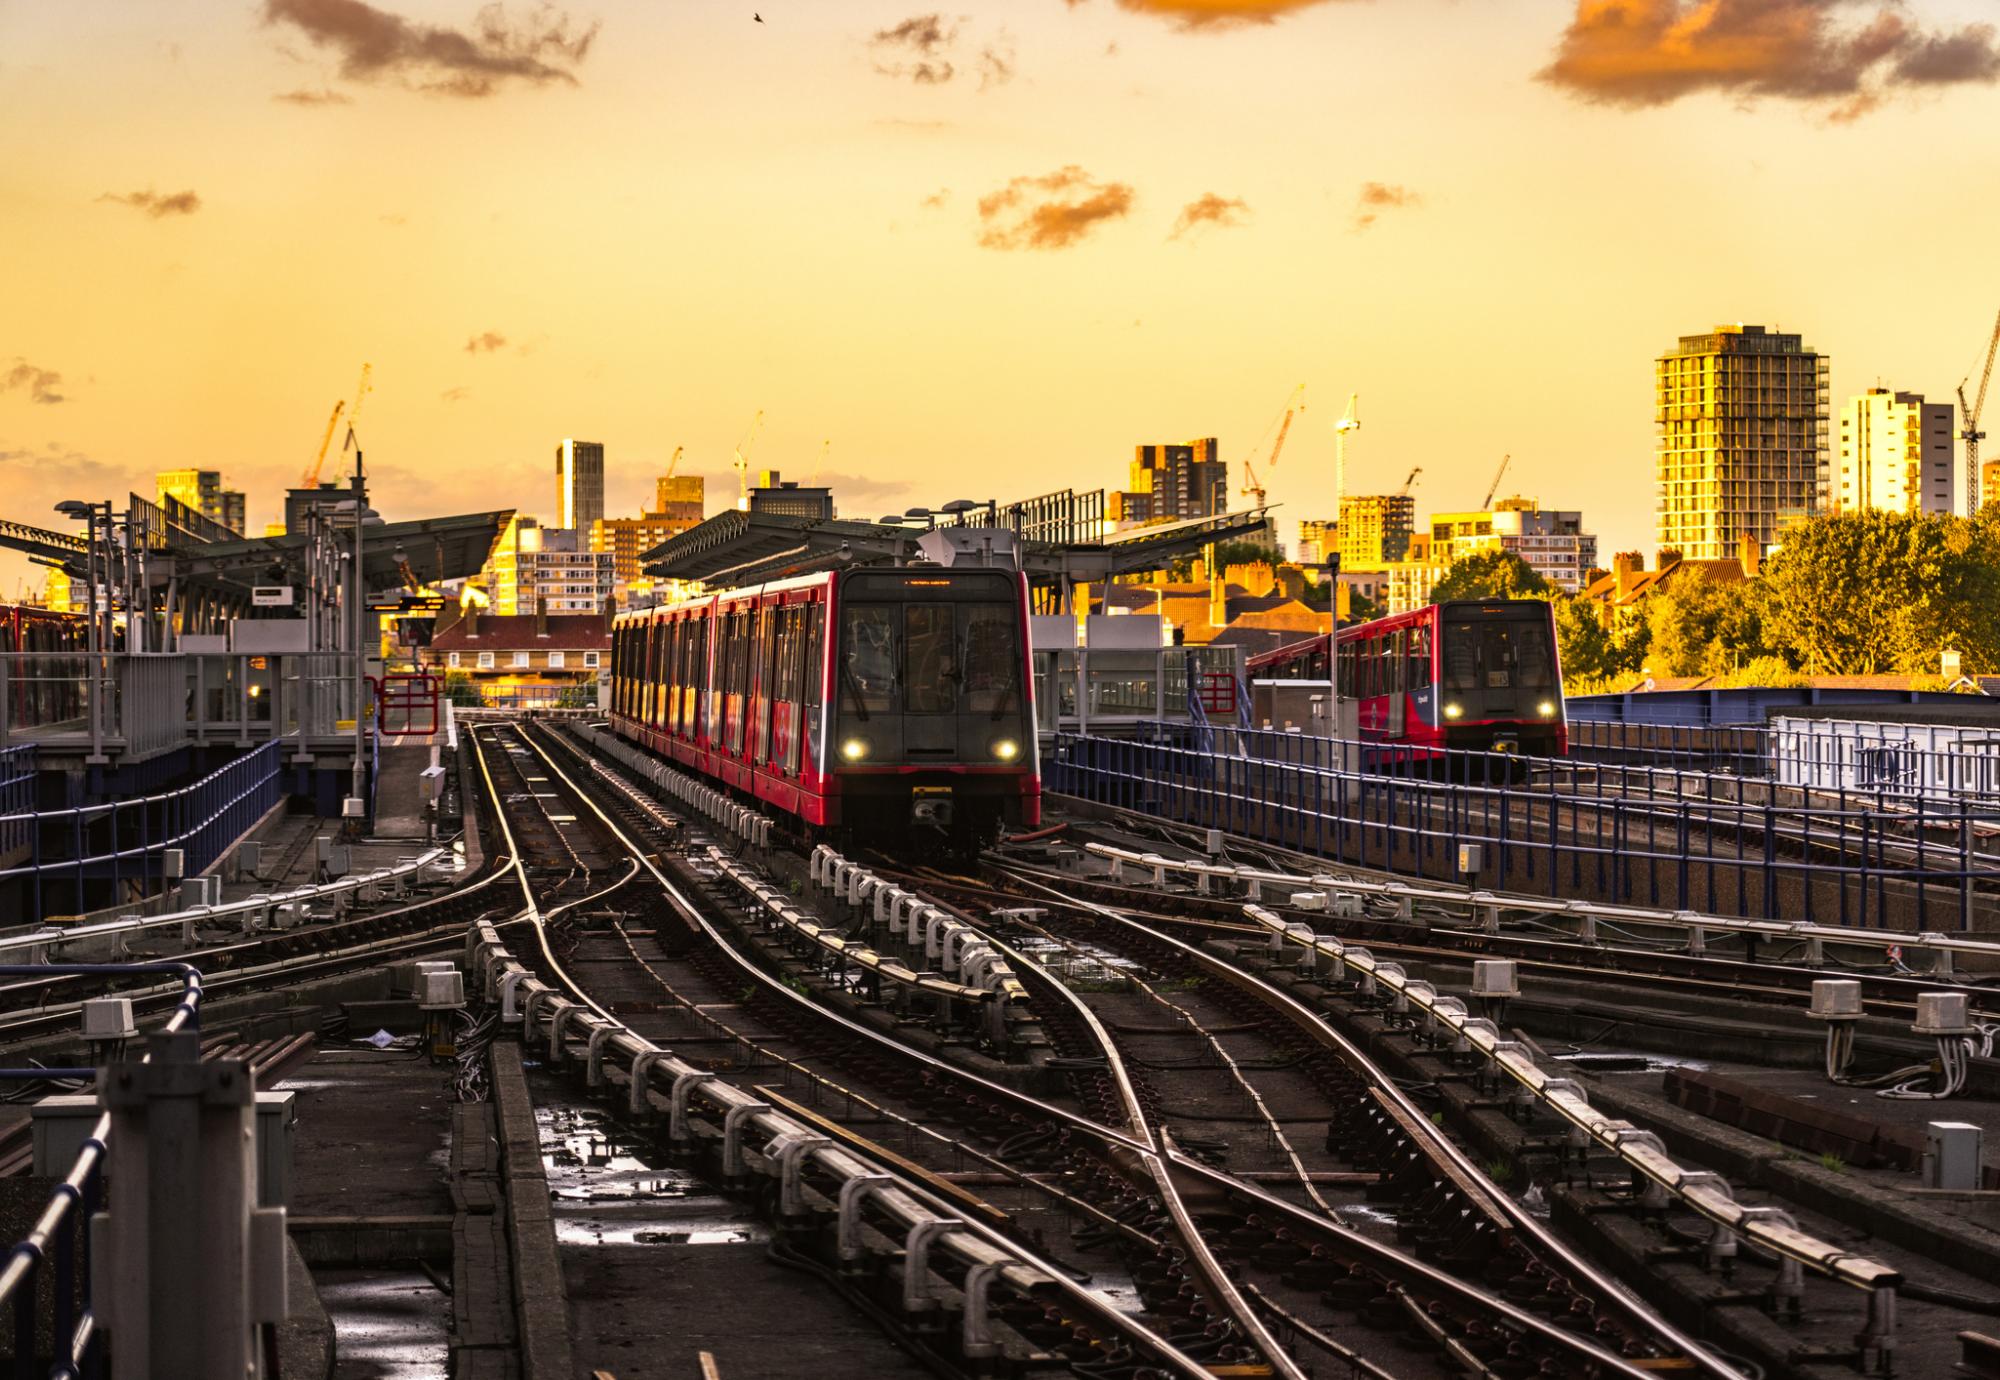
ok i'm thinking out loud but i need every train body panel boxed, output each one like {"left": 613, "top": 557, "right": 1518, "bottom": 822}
{"left": 1247, "top": 598, "right": 1566, "bottom": 758}
{"left": 0, "top": 603, "right": 87, "bottom": 732}
{"left": 609, "top": 566, "right": 1040, "bottom": 845}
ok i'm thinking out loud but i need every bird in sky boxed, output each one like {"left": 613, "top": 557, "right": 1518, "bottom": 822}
{"left": 753, "top": 12, "right": 763, "bottom": 21}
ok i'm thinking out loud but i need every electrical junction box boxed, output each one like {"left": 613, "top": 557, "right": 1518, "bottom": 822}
{"left": 34, "top": 1092, "right": 295, "bottom": 1207}
{"left": 1915, "top": 992, "right": 1972, "bottom": 1037}
{"left": 1457, "top": 843, "right": 1484, "bottom": 874}
{"left": 1809, "top": 979, "right": 1864, "bottom": 1020}
{"left": 1289, "top": 892, "right": 1328, "bottom": 911}
{"left": 1925, "top": 1121, "right": 1982, "bottom": 1191}
{"left": 419, "top": 970, "right": 466, "bottom": 1010}
{"left": 82, "top": 997, "right": 138, "bottom": 1042}
{"left": 1471, "top": 960, "right": 1520, "bottom": 1000}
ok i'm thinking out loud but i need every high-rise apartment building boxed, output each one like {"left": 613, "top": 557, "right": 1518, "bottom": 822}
{"left": 1336, "top": 494, "right": 1415, "bottom": 569}
{"left": 590, "top": 471, "right": 708, "bottom": 591}
{"left": 655, "top": 474, "right": 705, "bottom": 525}
{"left": 556, "top": 439, "right": 605, "bottom": 533}
{"left": 1984, "top": 457, "right": 2000, "bottom": 512}
{"left": 156, "top": 468, "right": 247, "bottom": 536}
{"left": 1427, "top": 499, "right": 1598, "bottom": 592}
{"left": 1835, "top": 389, "right": 1955, "bottom": 515}
{"left": 1114, "top": 438, "right": 1227, "bottom": 524}
{"left": 1656, "top": 324, "right": 1828, "bottom": 560}
{"left": 1296, "top": 519, "right": 1337, "bottom": 565}
{"left": 484, "top": 514, "right": 614, "bottom": 615}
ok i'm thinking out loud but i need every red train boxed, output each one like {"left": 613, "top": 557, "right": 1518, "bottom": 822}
{"left": 0, "top": 603, "right": 86, "bottom": 732}
{"left": 609, "top": 566, "right": 1040, "bottom": 848}
{"left": 1247, "top": 599, "right": 1566, "bottom": 756}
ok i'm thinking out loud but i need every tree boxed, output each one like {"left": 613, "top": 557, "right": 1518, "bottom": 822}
{"left": 442, "top": 669, "right": 484, "bottom": 707}
{"left": 1429, "top": 550, "right": 1551, "bottom": 603}
{"left": 1553, "top": 592, "right": 1647, "bottom": 686}
{"left": 1759, "top": 510, "right": 2000, "bottom": 674}
{"left": 1645, "top": 571, "right": 1768, "bottom": 676}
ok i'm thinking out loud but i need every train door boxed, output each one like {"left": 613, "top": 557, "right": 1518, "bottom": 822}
{"left": 752, "top": 603, "right": 775, "bottom": 766}
{"left": 769, "top": 604, "right": 799, "bottom": 774}
{"left": 800, "top": 596, "right": 824, "bottom": 778}
{"left": 1386, "top": 628, "right": 1407, "bottom": 738}
{"left": 726, "top": 607, "right": 750, "bottom": 756}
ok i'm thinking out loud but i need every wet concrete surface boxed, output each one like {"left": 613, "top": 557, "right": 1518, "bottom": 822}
{"left": 279, "top": 1047, "right": 457, "bottom": 1218}
{"left": 526, "top": 1066, "right": 936, "bottom": 1380}
{"left": 317, "top": 1268, "right": 451, "bottom": 1379}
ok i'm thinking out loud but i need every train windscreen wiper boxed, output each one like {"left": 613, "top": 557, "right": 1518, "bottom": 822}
{"left": 840, "top": 658, "right": 872, "bottom": 722}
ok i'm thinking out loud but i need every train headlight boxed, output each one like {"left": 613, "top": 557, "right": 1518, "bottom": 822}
{"left": 1538, "top": 700, "right": 1556, "bottom": 717}
{"left": 1443, "top": 703, "right": 1463, "bottom": 720}
{"left": 993, "top": 738, "right": 1020, "bottom": 762}
{"left": 839, "top": 737, "right": 869, "bottom": 762}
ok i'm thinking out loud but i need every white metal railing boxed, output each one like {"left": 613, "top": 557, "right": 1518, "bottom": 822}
{"left": 1083, "top": 842, "right": 2000, "bottom": 976}
{"left": 0, "top": 846, "right": 451, "bottom": 961}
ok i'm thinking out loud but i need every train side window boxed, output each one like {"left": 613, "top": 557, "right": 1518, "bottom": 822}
{"left": 1408, "top": 624, "right": 1431, "bottom": 691}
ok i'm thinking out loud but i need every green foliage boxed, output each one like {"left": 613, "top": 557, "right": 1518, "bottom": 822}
{"left": 1645, "top": 572, "right": 1769, "bottom": 677}
{"left": 1817, "top": 1151, "right": 1847, "bottom": 1174}
{"left": 1430, "top": 550, "right": 1552, "bottom": 603}
{"left": 1712, "top": 656, "right": 1809, "bottom": 689}
{"left": 1553, "top": 592, "right": 1648, "bottom": 687}
{"left": 1760, "top": 510, "right": 2000, "bottom": 675}
{"left": 441, "top": 669, "right": 483, "bottom": 707}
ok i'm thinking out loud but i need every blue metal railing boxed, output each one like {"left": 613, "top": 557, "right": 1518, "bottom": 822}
{"left": 0, "top": 743, "right": 282, "bottom": 922}
{"left": 0, "top": 963, "right": 201, "bottom": 1380}
{"left": 1045, "top": 724, "right": 2000, "bottom": 932}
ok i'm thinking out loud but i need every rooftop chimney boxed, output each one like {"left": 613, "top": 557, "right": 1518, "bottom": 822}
{"left": 536, "top": 596, "right": 549, "bottom": 638}
{"left": 465, "top": 607, "right": 480, "bottom": 638}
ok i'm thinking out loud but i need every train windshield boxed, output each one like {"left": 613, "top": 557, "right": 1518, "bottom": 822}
{"left": 1442, "top": 614, "right": 1555, "bottom": 717}
{"left": 839, "top": 601, "right": 1020, "bottom": 716}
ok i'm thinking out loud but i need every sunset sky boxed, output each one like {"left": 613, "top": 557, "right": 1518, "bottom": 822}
{"left": 4, "top": 0, "right": 2000, "bottom": 593}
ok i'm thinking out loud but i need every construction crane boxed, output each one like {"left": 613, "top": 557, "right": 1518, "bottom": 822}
{"left": 341, "top": 362, "right": 373, "bottom": 456}
{"left": 1400, "top": 466, "right": 1422, "bottom": 496}
{"left": 1239, "top": 384, "right": 1305, "bottom": 507}
{"left": 1482, "top": 453, "right": 1512, "bottom": 509}
{"left": 732, "top": 409, "right": 766, "bottom": 510}
{"left": 301, "top": 401, "right": 345, "bottom": 488}
{"left": 1960, "top": 309, "right": 2000, "bottom": 513}
{"left": 813, "top": 438, "right": 830, "bottom": 487}
{"left": 1332, "top": 393, "right": 1360, "bottom": 507}
{"left": 665, "top": 445, "right": 684, "bottom": 479}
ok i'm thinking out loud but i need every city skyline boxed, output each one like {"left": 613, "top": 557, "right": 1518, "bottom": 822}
{"left": 4, "top": 2, "right": 1999, "bottom": 593}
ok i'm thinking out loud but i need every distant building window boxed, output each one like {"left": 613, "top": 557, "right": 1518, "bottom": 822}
{"left": 477, "top": 651, "right": 495, "bottom": 669}
{"left": 514, "top": 651, "right": 530, "bottom": 668}
{"left": 448, "top": 652, "right": 461, "bottom": 668}
{"left": 583, "top": 651, "right": 599, "bottom": 668}
{"left": 549, "top": 651, "right": 565, "bottom": 669}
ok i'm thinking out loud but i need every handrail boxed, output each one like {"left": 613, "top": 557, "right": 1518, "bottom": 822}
{"left": 0, "top": 847, "right": 450, "bottom": 962}
{"left": 0, "top": 962, "right": 202, "bottom": 1380}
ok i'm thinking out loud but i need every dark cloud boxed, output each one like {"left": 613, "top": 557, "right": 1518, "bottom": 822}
{"left": 1063, "top": 0, "right": 1345, "bottom": 30}
{"left": 0, "top": 441, "right": 115, "bottom": 484}
{"left": 1541, "top": 0, "right": 2000, "bottom": 114}
{"left": 440, "top": 386, "right": 471, "bottom": 402}
{"left": 260, "top": 0, "right": 599, "bottom": 98}
{"left": 978, "top": 166, "right": 1135, "bottom": 250}
{"left": 464, "top": 331, "right": 508, "bottom": 354}
{"left": 97, "top": 188, "right": 201, "bottom": 218}
{"left": 2, "top": 361, "right": 67, "bottom": 406}
{"left": 871, "top": 13, "right": 958, "bottom": 83}
{"left": 816, "top": 470, "right": 917, "bottom": 506}
{"left": 1352, "top": 181, "right": 1419, "bottom": 231}
{"left": 273, "top": 86, "right": 354, "bottom": 104}
{"left": 870, "top": 13, "right": 1014, "bottom": 88}
{"left": 1170, "top": 192, "right": 1249, "bottom": 239}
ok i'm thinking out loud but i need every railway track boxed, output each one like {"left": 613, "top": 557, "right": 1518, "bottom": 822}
{"left": 519, "top": 717, "right": 1737, "bottom": 1378}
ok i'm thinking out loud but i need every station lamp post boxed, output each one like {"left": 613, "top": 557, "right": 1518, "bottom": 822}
{"left": 54, "top": 498, "right": 114, "bottom": 763}
{"left": 332, "top": 451, "right": 383, "bottom": 826}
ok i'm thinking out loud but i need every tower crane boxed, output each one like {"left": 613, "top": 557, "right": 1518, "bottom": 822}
{"left": 732, "top": 409, "right": 766, "bottom": 510}
{"left": 1400, "top": 466, "right": 1422, "bottom": 496}
{"left": 301, "top": 401, "right": 345, "bottom": 488}
{"left": 665, "top": 445, "right": 684, "bottom": 479}
{"left": 1482, "top": 453, "right": 1512, "bottom": 509}
{"left": 1239, "top": 383, "right": 1305, "bottom": 507}
{"left": 1332, "top": 393, "right": 1360, "bottom": 507}
{"left": 1960, "top": 309, "right": 2000, "bottom": 513}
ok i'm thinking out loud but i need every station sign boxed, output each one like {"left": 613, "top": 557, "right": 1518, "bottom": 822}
{"left": 368, "top": 593, "right": 447, "bottom": 615}
{"left": 252, "top": 585, "right": 295, "bottom": 607}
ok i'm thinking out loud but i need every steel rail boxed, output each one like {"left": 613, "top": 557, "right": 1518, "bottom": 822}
{"left": 550, "top": 721, "right": 1670, "bottom": 1379}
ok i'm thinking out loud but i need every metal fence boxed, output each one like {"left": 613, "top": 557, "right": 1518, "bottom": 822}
{"left": 0, "top": 742, "right": 284, "bottom": 921}
{"left": 0, "top": 962, "right": 201, "bottom": 1380}
{"left": 1045, "top": 724, "right": 2000, "bottom": 932}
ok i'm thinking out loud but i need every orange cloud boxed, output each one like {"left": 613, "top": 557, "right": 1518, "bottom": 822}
{"left": 464, "top": 331, "right": 508, "bottom": 354}
{"left": 1352, "top": 181, "right": 1420, "bottom": 231}
{"left": 2, "top": 360, "right": 67, "bottom": 405}
{"left": 98, "top": 188, "right": 201, "bottom": 218}
{"left": 1170, "top": 192, "right": 1249, "bottom": 239}
{"left": 977, "top": 167, "right": 1135, "bottom": 250}
{"left": 1541, "top": 0, "right": 2000, "bottom": 112}
{"left": 261, "top": 0, "right": 598, "bottom": 98}
{"left": 273, "top": 87, "right": 354, "bottom": 105}
{"left": 1065, "top": 0, "right": 1344, "bottom": 29}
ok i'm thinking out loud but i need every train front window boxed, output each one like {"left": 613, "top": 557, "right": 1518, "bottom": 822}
{"left": 903, "top": 605, "right": 956, "bottom": 713}
{"left": 959, "top": 605, "right": 1018, "bottom": 715}
{"left": 841, "top": 605, "right": 896, "bottom": 717}
{"left": 1443, "top": 616, "right": 1554, "bottom": 713}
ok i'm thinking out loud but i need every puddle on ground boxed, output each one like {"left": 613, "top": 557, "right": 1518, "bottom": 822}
{"left": 318, "top": 1269, "right": 449, "bottom": 1380}
{"left": 1010, "top": 933, "right": 1146, "bottom": 987}
{"left": 1085, "top": 1277, "right": 1146, "bottom": 1316}
{"left": 1339, "top": 1203, "right": 1400, "bottom": 1228}
{"left": 534, "top": 1097, "right": 769, "bottom": 1248}
{"left": 1553, "top": 1050, "right": 1708, "bottom": 1074}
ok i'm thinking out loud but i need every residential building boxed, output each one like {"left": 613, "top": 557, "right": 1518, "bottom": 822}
{"left": 1114, "top": 438, "right": 1227, "bottom": 525}
{"left": 1383, "top": 533, "right": 1451, "bottom": 615}
{"left": 1296, "top": 519, "right": 1336, "bottom": 566}
{"left": 1982, "top": 457, "right": 2000, "bottom": 512}
{"left": 1656, "top": 324, "right": 1828, "bottom": 560}
{"left": 1426, "top": 499, "right": 1597, "bottom": 592}
{"left": 483, "top": 514, "right": 614, "bottom": 615}
{"left": 421, "top": 606, "right": 612, "bottom": 708}
{"left": 556, "top": 439, "right": 606, "bottom": 533}
{"left": 1834, "top": 389, "right": 1954, "bottom": 515}
{"left": 156, "top": 468, "right": 247, "bottom": 536}
{"left": 655, "top": 474, "right": 705, "bottom": 525}
{"left": 588, "top": 471, "right": 708, "bottom": 592}
{"left": 748, "top": 471, "right": 833, "bottom": 521}
{"left": 1579, "top": 549, "right": 1753, "bottom": 629}
{"left": 1336, "top": 494, "right": 1415, "bottom": 569}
